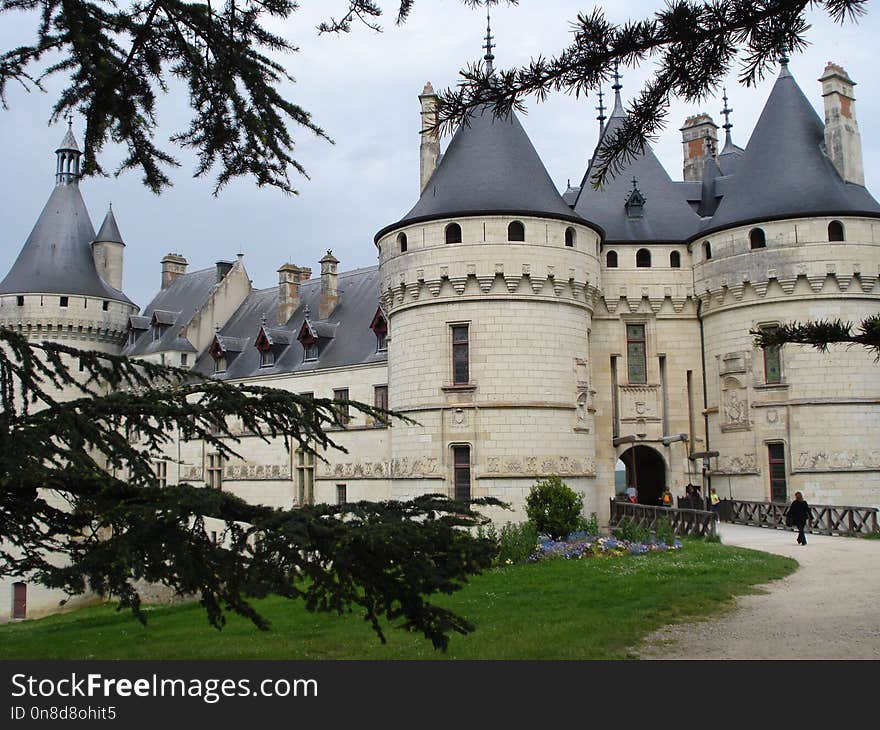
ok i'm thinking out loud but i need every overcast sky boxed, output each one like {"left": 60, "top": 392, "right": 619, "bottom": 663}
{"left": 1, "top": 1, "right": 878, "bottom": 310}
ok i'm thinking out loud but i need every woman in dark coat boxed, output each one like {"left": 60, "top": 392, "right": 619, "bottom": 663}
{"left": 786, "top": 491, "right": 812, "bottom": 545}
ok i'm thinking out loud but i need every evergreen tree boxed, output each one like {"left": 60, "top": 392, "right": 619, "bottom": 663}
{"left": 751, "top": 315, "right": 880, "bottom": 360}
{"left": 0, "top": 1, "right": 867, "bottom": 192}
{"left": 0, "top": 329, "right": 499, "bottom": 648}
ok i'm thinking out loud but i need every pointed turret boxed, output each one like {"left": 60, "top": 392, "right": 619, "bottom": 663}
{"left": 92, "top": 206, "right": 126, "bottom": 291}
{"left": 574, "top": 70, "right": 700, "bottom": 242}
{"left": 0, "top": 130, "right": 133, "bottom": 304}
{"left": 94, "top": 206, "right": 124, "bottom": 245}
{"left": 704, "top": 61, "right": 880, "bottom": 234}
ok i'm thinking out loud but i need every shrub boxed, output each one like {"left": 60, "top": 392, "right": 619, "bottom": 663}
{"left": 575, "top": 512, "right": 600, "bottom": 536}
{"left": 655, "top": 517, "right": 676, "bottom": 545}
{"left": 525, "top": 475, "right": 584, "bottom": 541}
{"left": 496, "top": 521, "right": 539, "bottom": 565}
{"left": 612, "top": 516, "right": 649, "bottom": 544}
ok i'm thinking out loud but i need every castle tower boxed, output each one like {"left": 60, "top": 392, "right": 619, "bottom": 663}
{"left": 691, "top": 60, "right": 880, "bottom": 505}
{"left": 0, "top": 126, "right": 138, "bottom": 353}
{"left": 375, "top": 36, "right": 603, "bottom": 520}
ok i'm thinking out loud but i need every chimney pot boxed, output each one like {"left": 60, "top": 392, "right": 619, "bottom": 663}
{"left": 161, "top": 253, "right": 188, "bottom": 290}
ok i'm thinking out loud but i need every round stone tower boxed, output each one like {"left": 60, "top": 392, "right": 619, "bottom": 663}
{"left": 691, "top": 61, "right": 880, "bottom": 507}
{"left": 376, "top": 81, "right": 603, "bottom": 520}
{"left": 0, "top": 125, "right": 137, "bottom": 353}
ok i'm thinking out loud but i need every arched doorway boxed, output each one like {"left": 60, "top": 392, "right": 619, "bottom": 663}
{"left": 619, "top": 445, "right": 666, "bottom": 505}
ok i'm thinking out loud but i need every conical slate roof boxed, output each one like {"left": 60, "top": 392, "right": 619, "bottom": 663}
{"left": 94, "top": 207, "right": 125, "bottom": 245}
{"left": 574, "top": 109, "right": 701, "bottom": 242}
{"left": 703, "top": 64, "right": 880, "bottom": 234}
{"left": 0, "top": 180, "right": 133, "bottom": 304}
{"left": 376, "top": 105, "right": 589, "bottom": 240}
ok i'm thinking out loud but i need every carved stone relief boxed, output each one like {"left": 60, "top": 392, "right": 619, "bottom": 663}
{"left": 618, "top": 384, "right": 660, "bottom": 422}
{"left": 484, "top": 455, "right": 595, "bottom": 477}
{"left": 795, "top": 450, "right": 880, "bottom": 472}
{"left": 720, "top": 376, "right": 750, "bottom": 431}
{"left": 714, "top": 453, "right": 759, "bottom": 474}
{"left": 181, "top": 466, "right": 203, "bottom": 481}
{"left": 224, "top": 463, "right": 292, "bottom": 481}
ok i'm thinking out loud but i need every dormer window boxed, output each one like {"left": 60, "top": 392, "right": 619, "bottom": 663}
{"left": 303, "top": 342, "right": 318, "bottom": 361}
{"left": 214, "top": 355, "right": 227, "bottom": 374}
{"left": 625, "top": 178, "right": 646, "bottom": 218}
{"left": 260, "top": 350, "right": 275, "bottom": 368}
{"left": 508, "top": 221, "right": 525, "bottom": 241}
{"left": 255, "top": 323, "right": 289, "bottom": 368}
{"left": 445, "top": 222, "right": 462, "bottom": 244}
{"left": 209, "top": 334, "right": 242, "bottom": 374}
{"left": 370, "top": 307, "right": 388, "bottom": 352}
{"left": 128, "top": 329, "right": 137, "bottom": 347}
{"left": 298, "top": 321, "right": 319, "bottom": 362}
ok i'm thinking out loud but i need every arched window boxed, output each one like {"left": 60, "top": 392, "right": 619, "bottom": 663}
{"left": 508, "top": 220, "right": 525, "bottom": 241}
{"left": 564, "top": 227, "right": 576, "bottom": 247}
{"left": 606, "top": 250, "right": 618, "bottom": 268}
{"left": 397, "top": 232, "right": 408, "bottom": 253}
{"left": 828, "top": 220, "right": 845, "bottom": 241}
{"left": 445, "top": 223, "right": 462, "bottom": 244}
{"left": 750, "top": 228, "right": 766, "bottom": 250}
{"left": 703, "top": 241, "right": 712, "bottom": 260}
{"left": 670, "top": 251, "right": 681, "bottom": 268}
{"left": 636, "top": 248, "right": 652, "bottom": 268}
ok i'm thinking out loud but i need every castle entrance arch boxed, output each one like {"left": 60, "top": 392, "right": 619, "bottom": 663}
{"left": 619, "top": 445, "right": 666, "bottom": 506}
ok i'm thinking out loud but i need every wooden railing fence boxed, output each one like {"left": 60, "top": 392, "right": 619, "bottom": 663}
{"left": 722, "top": 499, "right": 879, "bottom": 537}
{"left": 609, "top": 499, "right": 718, "bottom": 538}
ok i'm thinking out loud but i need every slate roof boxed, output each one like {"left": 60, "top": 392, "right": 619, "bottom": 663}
{"left": 376, "top": 105, "right": 591, "bottom": 241}
{"left": 574, "top": 106, "right": 701, "bottom": 243}
{"left": 0, "top": 181, "right": 134, "bottom": 304}
{"left": 193, "top": 266, "right": 387, "bottom": 380}
{"left": 94, "top": 208, "right": 125, "bottom": 245}
{"left": 123, "top": 266, "right": 218, "bottom": 356}
{"left": 701, "top": 63, "right": 880, "bottom": 236}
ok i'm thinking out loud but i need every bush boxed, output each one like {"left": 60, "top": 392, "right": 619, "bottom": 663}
{"left": 496, "top": 521, "right": 539, "bottom": 565}
{"left": 575, "top": 512, "right": 600, "bottom": 536}
{"left": 655, "top": 517, "right": 676, "bottom": 545}
{"left": 525, "top": 475, "right": 584, "bottom": 541}
{"left": 612, "top": 516, "right": 649, "bottom": 544}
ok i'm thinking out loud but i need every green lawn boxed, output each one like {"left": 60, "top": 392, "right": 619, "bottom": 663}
{"left": 0, "top": 542, "right": 795, "bottom": 660}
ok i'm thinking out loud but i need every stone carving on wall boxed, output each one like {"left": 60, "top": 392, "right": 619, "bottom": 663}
{"left": 718, "top": 351, "right": 748, "bottom": 376}
{"left": 224, "top": 463, "right": 292, "bottom": 481}
{"left": 720, "top": 376, "right": 750, "bottom": 431}
{"left": 484, "top": 455, "right": 595, "bottom": 477}
{"left": 180, "top": 465, "right": 203, "bottom": 481}
{"left": 713, "top": 453, "right": 758, "bottom": 474}
{"left": 795, "top": 450, "right": 880, "bottom": 472}
{"left": 318, "top": 460, "right": 392, "bottom": 479}
{"left": 449, "top": 407, "right": 470, "bottom": 431}
{"left": 618, "top": 384, "right": 660, "bottom": 423}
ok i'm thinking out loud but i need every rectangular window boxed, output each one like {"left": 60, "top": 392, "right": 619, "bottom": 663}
{"left": 336, "top": 484, "right": 347, "bottom": 505}
{"left": 452, "top": 324, "right": 469, "bottom": 384}
{"left": 213, "top": 355, "right": 226, "bottom": 374}
{"left": 373, "top": 385, "right": 388, "bottom": 426}
{"left": 12, "top": 582, "right": 27, "bottom": 619}
{"left": 155, "top": 460, "right": 168, "bottom": 488}
{"left": 16, "top": 296, "right": 23, "bottom": 307}
{"left": 59, "top": 296, "right": 68, "bottom": 308}
{"left": 376, "top": 331, "right": 387, "bottom": 352}
{"left": 768, "top": 443, "right": 787, "bottom": 502}
{"left": 160, "top": 353, "right": 166, "bottom": 367}
{"left": 762, "top": 326, "right": 782, "bottom": 384}
{"left": 296, "top": 449, "right": 315, "bottom": 506}
{"left": 152, "top": 326, "right": 161, "bottom": 342}
{"left": 452, "top": 445, "right": 471, "bottom": 501}
{"left": 102, "top": 300, "right": 109, "bottom": 311}
{"left": 128, "top": 330, "right": 137, "bottom": 346}
{"left": 180, "top": 353, "right": 188, "bottom": 367}
{"left": 259, "top": 349, "right": 275, "bottom": 368}
{"left": 303, "top": 343, "right": 318, "bottom": 361}
{"left": 333, "top": 388, "right": 350, "bottom": 426}
{"left": 206, "top": 453, "right": 223, "bottom": 490}
{"left": 626, "top": 324, "right": 647, "bottom": 384}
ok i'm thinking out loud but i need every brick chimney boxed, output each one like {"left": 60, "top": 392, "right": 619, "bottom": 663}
{"left": 419, "top": 82, "right": 440, "bottom": 193}
{"left": 276, "top": 263, "right": 311, "bottom": 325}
{"left": 680, "top": 114, "right": 718, "bottom": 182}
{"left": 319, "top": 250, "right": 339, "bottom": 320}
{"left": 161, "top": 253, "right": 188, "bottom": 290}
{"left": 819, "top": 62, "right": 864, "bottom": 185}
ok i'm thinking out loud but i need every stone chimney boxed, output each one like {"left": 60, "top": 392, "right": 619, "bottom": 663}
{"left": 276, "top": 263, "right": 311, "bottom": 325}
{"left": 680, "top": 114, "right": 718, "bottom": 182}
{"left": 161, "top": 253, "right": 188, "bottom": 290}
{"left": 820, "top": 62, "right": 864, "bottom": 185}
{"left": 419, "top": 82, "right": 440, "bottom": 193}
{"left": 215, "top": 260, "right": 233, "bottom": 283}
{"left": 319, "top": 250, "right": 339, "bottom": 320}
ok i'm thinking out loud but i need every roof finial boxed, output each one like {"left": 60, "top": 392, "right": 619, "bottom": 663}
{"left": 778, "top": 53, "right": 791, "bottom": 78}
{"left": 611, "top": 58, "right": 624, "bottom": 116}
{"left": 483, "top": 7, "right": 495, "bottom": 74}
{"left": 596, "top": 88, "right": 607, "bottom": 133}
{"left": 721, "top": 87, "right": 734, "bottom": 148}
{"left": 65, "top": 113, "right": 73, "bottom": 130}
{"left": 260, "top": 313, "right": 267, "bottom": 327}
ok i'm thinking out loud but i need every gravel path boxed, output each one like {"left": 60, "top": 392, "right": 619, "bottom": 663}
{"left": 638, "top": 523, "right": 880, "bottom": 659}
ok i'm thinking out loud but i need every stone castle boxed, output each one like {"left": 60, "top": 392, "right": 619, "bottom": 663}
{"left": 2, "top": 54, "right": 878, "bottom": 619}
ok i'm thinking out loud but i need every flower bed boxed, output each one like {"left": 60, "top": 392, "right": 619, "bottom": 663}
{"left": 527, "top": 532, "right": 682, "bottom": 563}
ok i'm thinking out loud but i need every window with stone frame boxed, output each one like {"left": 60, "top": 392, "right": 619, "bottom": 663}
{"left": 206, "top": 453, "right": 224, "bottom": 489}
{"left": 767, "top": 442, "right": 787, "bottom": 502}
{"left": 626, "top": 323, "right": 648, "bottom": 384}
{"left": 451, "top": 324, "right": 469, "bottom": 385}
{"left": 333, "top": 388, "right": 350, "bottom": 426}
{"left": 373, "top": 385, "right": 389, "bottom": 427}
{"left": 760, "top": 325, "right": 782, "bottom": 384}
{"left": 296, "top": 448, "right": 315, "bottom": 506}
{"left": 336, "top": 484, "right": 347, "bottom": 505}
{"left": 452, "top": 445, "right": 471, "bottom": 501}
{"left": 154, "top": 460, "right": 168, "bottom": 488}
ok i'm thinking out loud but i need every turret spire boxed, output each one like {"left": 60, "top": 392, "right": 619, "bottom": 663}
{"left": 483, "top": 8, "right": 495, "bottom": 74}
{"left": 611, "top": 59, "right": 624, "bottom": 116}
{"left": 721, "top": 87, "right": 734, "bottom": 148}
{"left": 55, "top": 118, "right": 82, "bottom": 186}
{"left": 596, "top": 88, "right": 607, "bottom": 135}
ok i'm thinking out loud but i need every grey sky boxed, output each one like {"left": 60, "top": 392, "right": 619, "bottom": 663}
{"left": 1, "top": 1, "right": 878, "bottom": 311}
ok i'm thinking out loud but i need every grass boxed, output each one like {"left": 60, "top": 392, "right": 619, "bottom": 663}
{"left": 0, "top": 541, "right": 796, "bottom": 660}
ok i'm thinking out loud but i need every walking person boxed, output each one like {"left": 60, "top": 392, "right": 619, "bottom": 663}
{"left": 786, "top": 491, "right": 813, "bottom": 545}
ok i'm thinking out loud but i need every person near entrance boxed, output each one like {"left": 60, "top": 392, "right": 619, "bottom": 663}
{"left": 709, "top": 487, "right": 720, "bottom": 512}
{"left": 661, "top": 489, "right": 673, "bottom": 507}
{"left": 786, "top": 491, "right": 813, "bottom": 545}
